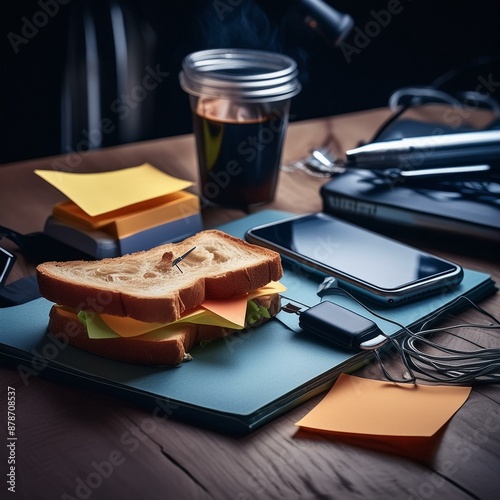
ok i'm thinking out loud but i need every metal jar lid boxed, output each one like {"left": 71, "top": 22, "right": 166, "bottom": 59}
{"left": 179, "top": 49, "right": 301, "bottom": 102}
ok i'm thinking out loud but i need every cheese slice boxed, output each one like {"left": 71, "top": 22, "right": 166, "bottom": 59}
{"left": 55, "top": 307, "right": 184, "bottom": 342}
{"left": 86, "top": 281, "right": 286, "bottom": 339}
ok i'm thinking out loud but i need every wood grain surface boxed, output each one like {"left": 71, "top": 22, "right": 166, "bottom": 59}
{"left": 1, "top": 107, "right": 499, "bottom": 500}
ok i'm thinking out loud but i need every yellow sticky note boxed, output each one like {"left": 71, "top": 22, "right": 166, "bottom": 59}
{"left": 248, "top": 281, "right": 287, "bottom": 298}
{"left": 35, "top": 163, "right": 193, "bottom": 217}
{"left": 296, "top": 373, "right": 471, "bottom": 437}
{"left": 84, "top": 310, "right": 183, "bottom": 341}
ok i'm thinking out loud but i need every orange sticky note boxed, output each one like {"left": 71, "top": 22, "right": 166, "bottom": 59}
{"left": 200, "top": 281, "right": 287, "bottom": 328}
{"left": 296, "top": 373, "right": 471, "bottom": 438}
{"left": 99, "top": 314, "right": 168, "bottom": 338}
{"left": 201, "top": 295, "right": 248, "bottom": 328}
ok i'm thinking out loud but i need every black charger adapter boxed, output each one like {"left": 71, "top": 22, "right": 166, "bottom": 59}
{"left": 298, "top": 300, "right": 387, "bottom": 351}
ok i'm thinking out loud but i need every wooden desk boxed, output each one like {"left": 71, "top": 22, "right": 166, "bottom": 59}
{"left": 1, "top": 108, "right": 499, "bottom": 500}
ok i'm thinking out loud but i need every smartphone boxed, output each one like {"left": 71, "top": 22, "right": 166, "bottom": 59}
{"left": 245, "top": 213, "right": 464, "bottom": 306}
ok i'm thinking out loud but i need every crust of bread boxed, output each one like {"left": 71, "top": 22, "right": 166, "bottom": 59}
{"left": 37, "top": 230, "right": 282, "bottom": 324}
{"left": 48, "top": 294, "right": 281, "bottom": 366}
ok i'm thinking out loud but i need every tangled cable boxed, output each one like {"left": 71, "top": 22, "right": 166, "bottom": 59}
{"left": 318, "top": 285, "right": 500, "bottom": 385}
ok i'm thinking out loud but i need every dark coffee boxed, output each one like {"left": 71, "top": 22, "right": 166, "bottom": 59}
{"left": 192, "top": 102, "right": 289, "bottom": 208}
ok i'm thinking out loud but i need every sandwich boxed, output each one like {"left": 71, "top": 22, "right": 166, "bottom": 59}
{"left": 36, "top": 230, "right": 284, "bottom": 366}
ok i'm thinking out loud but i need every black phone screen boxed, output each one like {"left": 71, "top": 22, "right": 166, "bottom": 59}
{"left": 247, "top": 213, "right": 459, "bottom": 291}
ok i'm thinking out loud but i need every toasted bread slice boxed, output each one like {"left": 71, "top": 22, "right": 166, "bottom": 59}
{"left": 48, "top": 294, "right": 281, "bottom": 366}
{"left": 37, "top": 230, "right": 282, "bottom": 324}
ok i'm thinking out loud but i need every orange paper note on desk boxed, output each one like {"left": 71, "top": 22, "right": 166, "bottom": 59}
{"left": 35, "top": 163, "right": 193, "bottom": 217}
{"left": 297, "top": 373, "right": 471, "bottom": 437}
{"left": 52, "top": 191, "right": 200, "bottom": 238}
{"left": 296, "top": 373, "right": 471, "bottom": 460}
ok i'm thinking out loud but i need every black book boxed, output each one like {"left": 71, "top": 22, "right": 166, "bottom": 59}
{"left": 320, "top": 169, "right": 500, "bottom": 244}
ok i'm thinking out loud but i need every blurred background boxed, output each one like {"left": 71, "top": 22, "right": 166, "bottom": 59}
{"left": 1, "top": 0, "right": 500, "bottom": 164}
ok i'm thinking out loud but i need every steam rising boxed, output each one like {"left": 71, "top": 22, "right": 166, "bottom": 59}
{"left": 197, "top": 1, "right": 283, "bottom": 52}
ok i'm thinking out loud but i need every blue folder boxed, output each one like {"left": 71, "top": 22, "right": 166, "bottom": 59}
{"left": 0, "top": 211, "right": 496, "bottom": 434}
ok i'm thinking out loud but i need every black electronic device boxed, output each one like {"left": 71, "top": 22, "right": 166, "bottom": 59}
{"left": 246, "top": 213, "right": 464, "bottom": 307}
{"left": 320, "top": 168, "right": 500, "bottom": 244}
{"left": 298, "top": 300, "right": 385, "bottom": 351}
{"left": 0, "top": 246, "right": 16, "bottom": 287}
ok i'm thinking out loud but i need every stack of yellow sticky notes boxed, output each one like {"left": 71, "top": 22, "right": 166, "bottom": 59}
{"left": 36, "top": 163, "right": 202, "bottom": 259}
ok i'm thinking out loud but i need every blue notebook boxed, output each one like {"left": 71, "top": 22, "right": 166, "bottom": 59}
{"left": 0, "top": 211, "right": 496, "bottom": 434}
